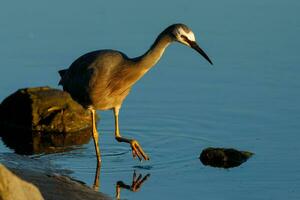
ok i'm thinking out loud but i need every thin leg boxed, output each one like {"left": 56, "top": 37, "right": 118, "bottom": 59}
{"left": 89, "top": 108, "right": 101, "bottom": 165}
{"left": 113, "top": 106, "right": 149, "bottom": 161}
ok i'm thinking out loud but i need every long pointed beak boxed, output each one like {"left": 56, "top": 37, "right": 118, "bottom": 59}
{"left": 189, "top": 41, "right": 213, "bottom": 65}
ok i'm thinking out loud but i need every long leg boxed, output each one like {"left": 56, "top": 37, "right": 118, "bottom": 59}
{"left": 89, "top": 108, "right": 101, "bottom": 165}
{"left": 113, "top": 106, "right": 149, "bottom": 161}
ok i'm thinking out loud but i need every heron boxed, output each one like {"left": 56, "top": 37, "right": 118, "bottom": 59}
{"left": 58, "top": 23, "right": 213, "bottom": 164}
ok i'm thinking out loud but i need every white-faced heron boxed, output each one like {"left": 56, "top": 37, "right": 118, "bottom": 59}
{"left": 58, "top": 23, "right": 213, "bottom": 164}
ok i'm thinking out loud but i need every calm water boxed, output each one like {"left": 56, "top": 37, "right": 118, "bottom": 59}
{"left": 1, "top": 0, "right": 300, "bottom": 199}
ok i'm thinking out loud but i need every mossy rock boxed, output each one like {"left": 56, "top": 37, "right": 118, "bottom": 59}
{"left": 0, "top": 86, "right": 94, "bottom": 154}
{"left": 0, "top": 86, "right": 92, "bottom": 132}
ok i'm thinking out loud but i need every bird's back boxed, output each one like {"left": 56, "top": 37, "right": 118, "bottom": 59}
{"left": 59, "top": 50, "right": 135, "bottom": 109}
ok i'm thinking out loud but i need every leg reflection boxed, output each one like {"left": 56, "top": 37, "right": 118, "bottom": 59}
{"left": 92, "top": 162, "right": 101, "bottom": 191}
{"left": 115, "top": 170, "right": 150, "bottom": 199}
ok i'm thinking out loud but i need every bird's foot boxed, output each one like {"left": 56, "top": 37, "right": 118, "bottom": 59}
{"left": 130, "top": 139, "right": 149, "bottom": 161}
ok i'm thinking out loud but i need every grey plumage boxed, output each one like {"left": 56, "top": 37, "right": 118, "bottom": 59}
{"left": 58, "top": 23, "right": 213, "bottom": 162}
{"left": 59, "top": 50, "right": 134, "bottom": 109}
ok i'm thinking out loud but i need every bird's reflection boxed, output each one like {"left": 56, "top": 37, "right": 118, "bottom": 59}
{"left": 0, "top": 124, "right": 150, "bottom": 199}
{"left": 92, "top": 163, "right": 150, "bottom": 199}
{"left": 92, "top": 162, "right": 101, "bottom": 191}
{"left": 115, "top": 170, "right": 150, "bottom": 199}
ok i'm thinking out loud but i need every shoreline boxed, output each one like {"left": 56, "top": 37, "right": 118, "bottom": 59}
{"left": 0, "top": 153, "right": 110, "bottom": 200}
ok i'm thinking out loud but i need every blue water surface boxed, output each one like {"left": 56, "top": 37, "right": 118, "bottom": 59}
{"left": 0, "top": 0, "right": 300, "bottom": 199}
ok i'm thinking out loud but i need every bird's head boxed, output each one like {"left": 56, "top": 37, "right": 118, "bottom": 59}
{"left": 167, "top": 24, "right": 213, "bottom": 65}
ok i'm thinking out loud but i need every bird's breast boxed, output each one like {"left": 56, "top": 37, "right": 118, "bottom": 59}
{"left": 88, "top": 60, "right": 147, "bottom": 110}
{"left": 89, "top": 72, "right": 138, "bottom": 110}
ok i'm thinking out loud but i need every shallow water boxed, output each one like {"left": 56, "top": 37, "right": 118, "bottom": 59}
{"left": 1, "top": 0, "right": 300, "bottom": 199}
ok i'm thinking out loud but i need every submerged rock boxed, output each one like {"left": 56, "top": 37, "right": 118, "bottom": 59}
{"left": 0, "top": 87, "right": 94, "bottom": 154}
{"left": 0, "top": 164, "right": 44, "bottom": 200}
{"left": 199, "top": 147, "right": 253, "bottom": 168}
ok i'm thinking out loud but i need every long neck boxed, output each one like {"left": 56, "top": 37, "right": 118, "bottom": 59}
{"left": 133, "top": 33, "right": 173, "bottom": 70}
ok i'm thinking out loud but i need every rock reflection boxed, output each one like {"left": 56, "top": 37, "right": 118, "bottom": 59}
{"left": 0, "top": 126, "right": 91, "bottom": 155}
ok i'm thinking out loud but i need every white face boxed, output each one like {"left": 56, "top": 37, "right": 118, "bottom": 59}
{"left": 173, "top": 27, "right": 196, "bottom": 46}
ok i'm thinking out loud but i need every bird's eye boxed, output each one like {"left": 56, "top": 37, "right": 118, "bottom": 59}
{"left": 180, "top": 35, "right": 188, "bottom": 41}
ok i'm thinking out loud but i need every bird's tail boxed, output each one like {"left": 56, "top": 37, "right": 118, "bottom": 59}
{"left": 58, "top": 69, "right": 68, "bottom": 85}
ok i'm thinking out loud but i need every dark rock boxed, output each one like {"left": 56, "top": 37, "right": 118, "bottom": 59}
{"left": 0, "top": 86, "right": 92, "bottom": 132}
{"left": 0, "top": 87, "right": 94, "bottom": 154}
{"left": 199, "top": 147, "right": 254, "bottom": 168}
